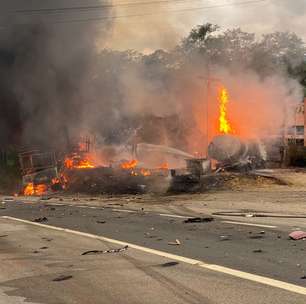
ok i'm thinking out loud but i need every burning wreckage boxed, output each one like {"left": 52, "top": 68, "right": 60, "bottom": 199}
{"left": 19, "top": 87, "right": 267, "bottom": 196}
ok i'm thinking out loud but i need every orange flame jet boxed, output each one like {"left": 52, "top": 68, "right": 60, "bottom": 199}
{"left": 219, "top": 87, "right": 233, "bottom": 134}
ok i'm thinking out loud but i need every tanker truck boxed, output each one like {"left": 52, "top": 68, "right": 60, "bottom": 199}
{"left": 208, "top": 135, "right": 266, "bottom": 170}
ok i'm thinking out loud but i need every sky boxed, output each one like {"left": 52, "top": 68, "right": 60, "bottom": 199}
{"left": 107, "top": 0, "right": 306, "bottom": 52}
{"left": 0, "top": 0, "right": 305, "bottom": 52}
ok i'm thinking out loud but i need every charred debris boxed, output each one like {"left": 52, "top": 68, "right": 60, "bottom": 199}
{"left": 17, "top": 130, "right": 269, "bottom": 197}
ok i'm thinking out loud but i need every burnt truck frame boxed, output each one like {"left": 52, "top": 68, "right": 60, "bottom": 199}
{"left": 19, "top": 150, "right": 58, "bottom": 188}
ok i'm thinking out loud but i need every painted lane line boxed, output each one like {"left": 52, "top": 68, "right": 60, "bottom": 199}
{"left": 112, "top": 209, "right": 137, "bottom": 213}
{"left": 221, "top": 221, "right": 277, "bottom": 229}
{"left": 159, "top": 213, "right": 191, "bottom": 219}
{"left": 2, "top": 216, "right": 305, "bottom": 296}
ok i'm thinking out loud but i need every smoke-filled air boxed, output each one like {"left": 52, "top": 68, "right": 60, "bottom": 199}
{"left": 0, "top": 1, "right": 305, "bottom": 163}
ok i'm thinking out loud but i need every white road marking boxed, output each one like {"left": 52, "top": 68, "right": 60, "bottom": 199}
{"left": 159, "top": 213, "right": 191, "bottom": 219}
{"left": 221, "top": 221, "right": 277, "bottom": 229}
{"left": 2, "top": 216, "right": 305, "bottom": 296}
{"left": 112, "top": 209, "right": 136, "bottom": 213}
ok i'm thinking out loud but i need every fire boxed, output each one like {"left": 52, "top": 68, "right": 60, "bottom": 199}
{"left": 121, "top": 160, "right": 138, "bottom": 169}
{"left": 23, "top": 183, "right": 48, "bottom": 196}
{"left": 158, "top": 162, "right": 169, "bottom": 170}
{"left": 64, "top": 154, "right": 95, "bottom": 169}
{"left": 219, "top": 87, "right": 233, "bottom": 134}
{"left": 24, "top": 183, "right": 34, "bottom": 195}
{"left": 140, "top": 168, "right": 151, "bottom": 176}
{"left": 35, "top": 184, "right": 48, "bottom": 195}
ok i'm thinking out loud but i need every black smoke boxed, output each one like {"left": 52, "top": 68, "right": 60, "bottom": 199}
{"left": 0, "top": 1, "right": 112, "bottom": 149}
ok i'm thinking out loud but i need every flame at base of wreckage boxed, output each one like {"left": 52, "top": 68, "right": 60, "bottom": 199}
{"left": 20, "top": 143, "right": 185, "bottom": 196}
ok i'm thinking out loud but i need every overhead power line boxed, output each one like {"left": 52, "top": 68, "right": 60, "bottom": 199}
{"left": 14, "top": 0, "right": 215, "bottom": 14}
{"left": 0, "top": 0, "right": 271, "bottom": 27}
{"left": 53, "top": 0, "right": 271, "bottom": 24}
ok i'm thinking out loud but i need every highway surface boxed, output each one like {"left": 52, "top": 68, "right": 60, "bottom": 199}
{"left": 0, "top": 198, "right": 305, "bottom": 303}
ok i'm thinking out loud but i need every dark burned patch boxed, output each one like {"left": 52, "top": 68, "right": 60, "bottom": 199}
{"left": 249, "top": 235, "right": 264, "bottom": 239}
{"left": 160, "top": 262, "right": 179, "bottom": 267}
{"left": 52, "top": 275, "right": 73, "bottom": 282}
{"left": 184, "top": 217, "right": 214, "bottom": 223}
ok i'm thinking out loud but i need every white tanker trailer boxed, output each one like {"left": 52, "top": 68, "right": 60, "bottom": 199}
{"left": 208, "top": 135, "right": 266, "bottom": 170}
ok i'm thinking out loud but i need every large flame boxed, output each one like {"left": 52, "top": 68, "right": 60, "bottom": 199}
{"left": 24, "top": 183, "right": 48, "bottom": 196}
{"left": 64, "top": 154, "right": 95, "bottom": 169}
{"left": 121, "top": 160, "right": 138, "bottom": 169}
{"left": 219, "top": 87, "right": 233, "bottom": 134}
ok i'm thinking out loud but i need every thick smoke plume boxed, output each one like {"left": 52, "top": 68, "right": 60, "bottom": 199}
{"left": 0, "top": 0, "right": 112, "bottom": 149}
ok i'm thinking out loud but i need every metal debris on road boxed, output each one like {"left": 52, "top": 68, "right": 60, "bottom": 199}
{"left": 184, "top": 217, "right": 214, "bottom": 223}
{"left": 301, "top": 276, "right": 306, "bottom": 280}
{"left": 289, "top": 231, "right": 306, "bottom": 240}
{"left": 253, "top": 249, "right": 263, "bottom": 253}
{"left": 42, "top": 237, "right": 53, "bottom": 242}
{"left": 0, "top": 235, "right": 8, "bottom": 237}
{"left": 219, "top": 235, "right": 230, "bottom": 241}
{"left": 96, "top": 220, "right": 106, "bottom": 224}
{"left": 161, "top": 262, "right": 179, "bottom": 267}
{"left": 168, "top": 239, "right": 181, "bottom": 246}
{"left": 82, "top": 245, "right": 128, "bottom": 256}
{"left": 53, "top": 275, "right": 73, "bottom": 282}
{"left": 33, "top": 217, "right": 48, "bottom": 223}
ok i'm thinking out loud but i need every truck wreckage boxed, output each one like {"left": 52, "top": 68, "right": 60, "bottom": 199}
{"left": 18, "top": 135, "right": 267, "bottom": 196}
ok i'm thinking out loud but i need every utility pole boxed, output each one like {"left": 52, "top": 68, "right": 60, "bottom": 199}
{"left": 206, "top": 76, "right": 210, "bottom": 158}
{"left": 198, "top": 66, "right": 220, "bottom": 159}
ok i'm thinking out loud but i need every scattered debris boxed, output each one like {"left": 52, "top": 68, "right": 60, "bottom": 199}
{"left": 253, "top": 249, "right": 263, "bottom": 253}
{"left": 161, "top": 261, "right": 179, "bottom": 267}
{"left": 42, "top": 237, "right": 53, "bottom": 242}
{"left": 144, "top": 233, "right": 158, "bottom": 239}
{"left": 259, "top": 231, "right": 265, "bottom": 235}
{"left": 40, "top": 246, "right": 48, "bottom": 250}
{"left": 168, "top": 239, "right": 181, "bottom": 246}
{"left": 184, "top": 217, "right": 214, "bottom": 223}
{"left": 289, "top": 231, "right": 306, "bottom": 240}
{"left": 3, "top": 198, "right": 14, "bottom": 202}
{"left": 81, "top": 245, "right": 128, "bottom": 256}
{"left": 52, "top": 275, "right": 73, "bottom": 282}
{"left": 249, "top": 235, "right": 264, "bottom": 239}
{"left": 301, "top": 276, "right": 306, "bottom": 280}
{"left": 219, "top": 235, "right": 230, "bottom": 241}
{"left": 96, "top": 220, "right": 106, "bottom": 224}
{"left": 0, "top": 235, "right": 8, "bottom": 238}
{"left": 33, "top": 217, "right": 48, "bottom": 223}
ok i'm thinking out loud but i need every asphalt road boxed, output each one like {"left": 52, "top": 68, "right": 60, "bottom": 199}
{"left": 0, "top": 198, "right": 306, "bottom": 303}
